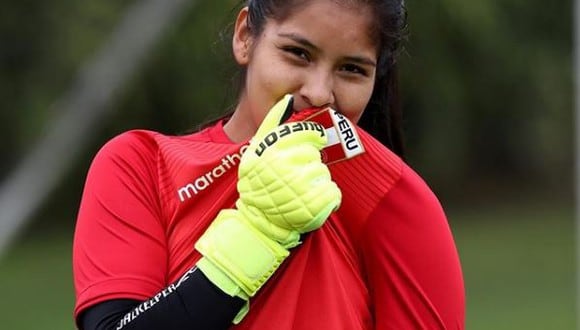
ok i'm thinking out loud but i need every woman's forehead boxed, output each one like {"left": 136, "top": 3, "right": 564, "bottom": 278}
{"left": 272, "top": 1, "right": 376, "bottom": 40}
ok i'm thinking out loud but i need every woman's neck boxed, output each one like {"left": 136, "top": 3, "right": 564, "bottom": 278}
{"left": 222, "top": 107, "right": 257, "bottom": 143}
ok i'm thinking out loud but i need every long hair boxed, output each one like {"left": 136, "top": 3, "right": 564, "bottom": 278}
{"left": 199, "top": 0, "right": 408, "bottom": 158}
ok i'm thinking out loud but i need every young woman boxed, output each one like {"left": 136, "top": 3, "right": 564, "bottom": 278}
{"left": 73, "top": 0, "right": 465, "bottom": 329}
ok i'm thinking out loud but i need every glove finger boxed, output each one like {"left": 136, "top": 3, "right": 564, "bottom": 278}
{"left": 274, "top": 144, "right": 324, "bottom": 166}
{"left": 264, "top": 180, "right": 341, "bottom": 232}
{"left": 270, "top": 122, "right": 327, "bottom": 151}
{"left": 238, "top": 172, "right": 330, "bottom": 215}
{"left": 235, "top": 201, "right": 300, "bottom": 246}
{"left": 269, "top": 160, "right": 341, "bottom": 231}
{"left": 246, "top": 121, "right": 327, "bottom": 160}
{"left": 239, "top": 143, "right": 323, "bottom": 178}
{"left": 240, "top": 160, "right": 340, "bottom": 225}
{"left": 254, "top": 94, "right": 294, "bottom": 141}
{"left": 239, "top": 182, "right": 341, "bottom": 232}
{"left": 239, "top": 145, "right": 327, "bottom": 192}
{"left": 297, "top": 182, "right": 342, "bottom": 232}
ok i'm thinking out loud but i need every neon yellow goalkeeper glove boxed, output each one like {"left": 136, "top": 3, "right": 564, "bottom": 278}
{"left": 235, "top": 98, "right": 342, "bottom": 245}
{"left": 195, "top": 95, "right": 341, "bottom": 323}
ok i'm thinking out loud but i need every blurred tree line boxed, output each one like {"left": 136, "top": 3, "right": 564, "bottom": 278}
{"left": 0, "top": 0, "right": 572, "bottom": 233}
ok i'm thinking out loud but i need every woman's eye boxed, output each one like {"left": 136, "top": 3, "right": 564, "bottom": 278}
{"left": 283, "top": 47, "right": 310, "bottom": 61}
{"left": 341, "top": 64, "right": 367, "bottom": 76}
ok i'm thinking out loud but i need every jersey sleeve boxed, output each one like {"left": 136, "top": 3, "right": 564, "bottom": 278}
{"left": 361, "top": 165, "right": 465, "bottom": 329}
{"left": 73, "top": 130, "right": 167, "bottom": 319}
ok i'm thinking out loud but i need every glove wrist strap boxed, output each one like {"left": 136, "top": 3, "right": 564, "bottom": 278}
{"left": 195, "top": 209, "right": 290, "bottom": 297}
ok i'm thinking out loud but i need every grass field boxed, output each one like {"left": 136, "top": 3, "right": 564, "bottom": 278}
{"left": 0, "top": 203, "right": 575, "bottom": 329}
{"left": 452, "top": 204, "right": 575, "bottom": 330}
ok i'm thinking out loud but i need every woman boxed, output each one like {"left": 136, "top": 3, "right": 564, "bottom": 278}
{"left": 73, "top": 0, "right": 465, "bottom": 329}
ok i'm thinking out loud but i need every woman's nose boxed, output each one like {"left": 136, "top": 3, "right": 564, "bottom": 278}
{"left": 299, "top": 71, "right": 335, "bottom": 108}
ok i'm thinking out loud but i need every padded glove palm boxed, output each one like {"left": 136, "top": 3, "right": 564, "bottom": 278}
{"left": 195, "top": 95, "right": 341, "bottom": 323}
{"left": 236, "top": 96, "right": 341, "bottom": 247}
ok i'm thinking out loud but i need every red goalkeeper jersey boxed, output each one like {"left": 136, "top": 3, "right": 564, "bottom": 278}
{"left": 73, "top": 114, "right": 465, "bottom": 329}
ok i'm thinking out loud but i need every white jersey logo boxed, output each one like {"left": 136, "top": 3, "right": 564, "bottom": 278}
{"left": 177, "top": 145, "right": 248, "bottom": 202}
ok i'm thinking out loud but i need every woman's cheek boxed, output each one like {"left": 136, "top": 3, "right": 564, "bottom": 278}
{"left": 268, "top": 67, "right": 300, "bottom": 96}
{"left": 336, "top": 87, "right": 371, "bottom": 122}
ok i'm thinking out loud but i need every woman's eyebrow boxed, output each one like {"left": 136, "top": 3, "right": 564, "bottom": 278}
{"left": 278, "top": 32, "right": 319, "bottom": 51}
{"left": 344, "top": 56, "right": 376, "bottom": 67}
{"left": 277, "top": 32, "right": 376, "bottom": 67}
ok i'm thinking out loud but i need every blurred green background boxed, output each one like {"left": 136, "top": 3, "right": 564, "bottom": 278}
{"left": 0, "top": 0, "right": 574, "bottom": 329}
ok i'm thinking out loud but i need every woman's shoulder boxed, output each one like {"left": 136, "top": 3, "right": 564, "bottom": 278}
{"left": 95, "top": 129, "right": 164, "bottom": 159}
{"left": 395, "top": 162, "right": 442, "bottom": 205}
{"left": 96, "top": 128, "right": 214, "bottom": 157}
{"left": 82, "top": 130, "right": 164, "bottom": 179}
{"left": 89, "top": 124, "right": 236, "bottom": 174}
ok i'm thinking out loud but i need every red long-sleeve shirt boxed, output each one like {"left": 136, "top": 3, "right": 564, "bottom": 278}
{"left": 73, "top": 114, "right": 465, "bottom": 329}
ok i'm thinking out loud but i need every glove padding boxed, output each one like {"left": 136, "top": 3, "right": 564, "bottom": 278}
{"left": 195, "top": 95, "right": 341, "bottom": 323}
{"left": 237, "top": 96, "right": 342, "bottom": 246}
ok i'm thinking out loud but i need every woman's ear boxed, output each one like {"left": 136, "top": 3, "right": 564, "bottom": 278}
{"left": 232, "top": 7, "right": 252, "bottom": 65}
